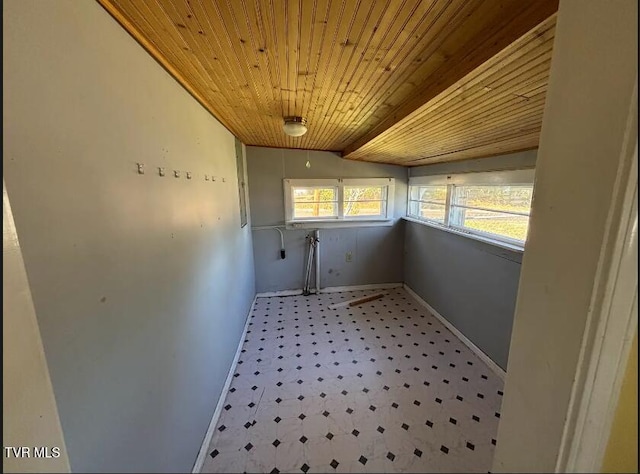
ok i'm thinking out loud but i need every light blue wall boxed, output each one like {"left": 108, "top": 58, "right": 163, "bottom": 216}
{"left": 247, "top": 147, "right": 535, "bottom": 368}
{"left": 404, "top": 150, "right": 537, "bottom": 369}
{"left": 409, "top": 149, "right": 536, "bottom": 177}
{"left": 247, "top": 147, "right": 407, "bottom": 293}
{"left": 3, "top": 1, "right": 255, "bottom": 471}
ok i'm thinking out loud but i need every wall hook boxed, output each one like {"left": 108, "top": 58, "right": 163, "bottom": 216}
{"left": 158, "top": 167, "right": 165, "bottom": 177}
{"left": 137, "top": 163, "right": 145, "bottom": 174}
{"left": 174, "top": 170, "right": 180, "bottom": 178}
{"left": 205, "top": 174, "right": 209, "bottom": 181}
{"left": 186, "top": 172, "right": 192, "bottom": 179}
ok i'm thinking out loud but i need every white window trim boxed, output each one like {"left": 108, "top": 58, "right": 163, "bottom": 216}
{"left": 407, "top": 169, "right": 535, "bottom": 251}
{"left": 284, "top": 178, "right": 395, "bottom": 229}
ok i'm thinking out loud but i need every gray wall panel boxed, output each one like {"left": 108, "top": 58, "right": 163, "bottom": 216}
{"left": 404, "top": 150, "right": 537, "bottom": 369}
{"left": 247, "top": 147, "right": 407, "bottom": 292}
{"left": 404, "top": 222, "right": 522, "bottom": 369}
{"left": 409, "top": 150, "right": 537, "bottom": 177}
{"left": 3, "top": 1, "right": 255, "bottom": 471}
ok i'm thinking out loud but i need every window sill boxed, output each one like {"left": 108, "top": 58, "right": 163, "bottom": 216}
{"left": 286, "top": 219, "right": 394, "bottom": 230}
{"left": 402, "top": 216, "right": 525, "bottom": 253}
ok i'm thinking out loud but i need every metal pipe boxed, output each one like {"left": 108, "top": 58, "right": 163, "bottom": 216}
{"left": 306, "top": 242, "right": 312, "bottom": 294}
{"left": 302, "top": 233, "right": 316, "bottom": 296}
{"left": 303, "top": 234, "right": 310, "bottom": 295}
{"left": 274, "top": 228, "right": 285, "bottom": 258}
{"left": 315, "top": 229, "right": 320, "bottom": 293}
{"left": 252, "top": 225, "right": 286, "bottom": 259}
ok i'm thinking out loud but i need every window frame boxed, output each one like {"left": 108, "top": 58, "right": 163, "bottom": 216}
{"left": 407, "top": 169, "right": 535, "bottom": 250}
{"left": 284, "top": 177, "right": 395, "bottom": 228}
{"left": 408, "top": 184, "right": 450, "bottom": 226}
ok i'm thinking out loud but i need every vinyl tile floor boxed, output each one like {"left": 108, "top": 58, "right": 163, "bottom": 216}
{"left": 201, "top": 288, "right": 504, "bottom": 474}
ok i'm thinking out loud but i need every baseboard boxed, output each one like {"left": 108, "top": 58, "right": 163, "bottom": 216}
{"left": 403, "top": 284, "right": 506, "bottom": 381}
{"left": 192, "top": 295, "right": 257, "bottom": 473}
{"left": 320, "top": 283, "right": 403, "bottom": 293}
{"left": 256, "top": 289, "right": 304, "bottom": 297}
{"left": 256, "top": 283, "right": 403, "bottom": 299}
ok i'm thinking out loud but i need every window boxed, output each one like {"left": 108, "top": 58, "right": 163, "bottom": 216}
{"left": 284, "top": 178, "right": 395, "bottom": 227}
{"left": 407, "top": 169, "right": 535, "bottom": 248}
{"left": 408, "top": 185, "right": 448, "bottom": 223}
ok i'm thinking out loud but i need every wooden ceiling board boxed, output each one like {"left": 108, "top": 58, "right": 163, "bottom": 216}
{"left": 309, "top": 0, "right": 474, "bottom": 146}
{"left": 360, "top": 40, "right": 554, "bottom": 148}
{"left": 98, "top": 0, "right": 558, "bottom": 164}
{"left": 338, "top": 0, "right": 555, "bottom": 153}
{"left": 345, "top": 13, "right": 556, "bottom": 165}
{"left": 362, "top": 77, "right": 549, "bottom": 158}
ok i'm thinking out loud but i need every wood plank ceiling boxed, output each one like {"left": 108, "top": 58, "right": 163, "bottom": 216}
{"left": 98, "top": 0, "right": 558, "bottom": 166}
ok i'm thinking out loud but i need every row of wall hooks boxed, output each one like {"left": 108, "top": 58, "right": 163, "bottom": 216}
{"left": 137, "top": 163, "right": 225, "bottom": 182}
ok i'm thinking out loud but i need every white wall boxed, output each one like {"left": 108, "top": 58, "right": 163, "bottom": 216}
{"left": 3, "top": 181, "right": 70, "bottom": 473}
{"left": 3, "top": 1, "right": 255, "bottom": 471}
{"left": 492, "top": 0, "right": 637, "bottom": 471}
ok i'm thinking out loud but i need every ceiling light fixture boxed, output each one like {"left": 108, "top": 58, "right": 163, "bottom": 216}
{"left": 283, "top": 116, "right": 308, "bottom": 137}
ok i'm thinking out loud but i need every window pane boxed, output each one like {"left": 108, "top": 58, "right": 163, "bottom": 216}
{"left": 344, "top": 201, "right": 385, "bottom": 217}
{"left": 293, "top": 187, "right": 337, "bottom": 202}
{"left": 452, "top": 185, "right": 533, "bottom": 214}
{"left": 294, "top": 202, "right": 338, "bottom": 218}
{"left": 452, "top": 207, "right": 529, "bottom": 242}
{"left": 344, "top": 186, "right": 385, "bottom": 201}
{"left": 410, "top": 185, "right": 447, "bottom": 204}
{"left": 343, "top": 186, "right": 387, "bottom": 217}
{"left": 409, "top": 201, "right": 446, "bottom": 223}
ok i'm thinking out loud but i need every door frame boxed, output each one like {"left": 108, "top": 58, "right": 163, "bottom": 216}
{"left": 556, "top": 83, "right": 638, "bottom": 473}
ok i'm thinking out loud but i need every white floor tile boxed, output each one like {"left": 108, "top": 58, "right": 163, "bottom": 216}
{"left": 202, "top": 289, "right": 504, "bottom": 473}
